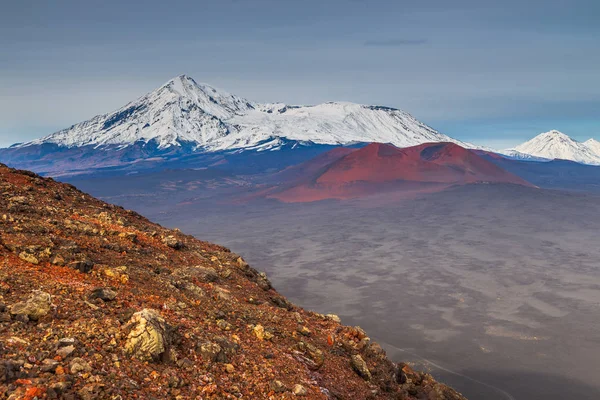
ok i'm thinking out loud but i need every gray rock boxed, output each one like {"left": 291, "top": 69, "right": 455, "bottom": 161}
{"left": 57, "top": 345, "right": 75, "bottom": 359}
{"left": 40, "top": 358, "right": 59, "bottom": 373}
{"left": 58, "top": 337, "right": 76, "bottom": 347}
{"left": 89, "top": 287, "right": 117, "bottom": 302}
{"left": 69, "top": 259, "right": 94, "bottom": 273}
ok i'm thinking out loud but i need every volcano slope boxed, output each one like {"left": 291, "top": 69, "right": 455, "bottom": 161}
{"left": 268, "top": 142, "right": 532, "bottom": 202}
{"left": 0, "top": 163, "right": 466, "bottom": 399}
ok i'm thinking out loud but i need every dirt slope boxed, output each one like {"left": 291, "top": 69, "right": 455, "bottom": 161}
{"left": 0, "top": 163, "right": 466, "bottom": 400}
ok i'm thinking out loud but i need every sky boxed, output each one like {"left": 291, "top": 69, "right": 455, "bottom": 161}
{"left": 1, "top": 0, "right": 599, "bottom": 149}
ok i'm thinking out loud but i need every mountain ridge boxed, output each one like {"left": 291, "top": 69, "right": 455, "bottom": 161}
{"left": 506, "top": 130, "right": 600, "bottom": 165}
{"left": 12, "top": 75, "right": 476, "bottom": 152}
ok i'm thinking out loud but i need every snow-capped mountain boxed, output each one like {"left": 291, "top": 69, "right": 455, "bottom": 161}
{"left": 497, "top": 149, "right": 551, "bottom": 162}
{"left": 506, "top": 130, "right": 600, "bottom": 165}
{"left": 18, "top": 75, "right": 475, "bottom": 152}
{"left": 584, "top": 138, "right": 600, "bottom": 156}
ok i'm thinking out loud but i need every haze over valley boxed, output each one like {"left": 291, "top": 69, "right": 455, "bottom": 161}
{"left": 3, "top": 2, "right": 600, "bottom": 398}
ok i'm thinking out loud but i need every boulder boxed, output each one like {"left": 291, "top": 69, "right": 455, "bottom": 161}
{"left": 162, "top": 235, "right": 183, "bottom": 249}
{"left": 297, "top": 341, "right": 324, "bottom": 370}
{"left": 199, "top": 341, "right": 222, "bottom": 362}
{"left": 236, "top": 256, "right": 249, "bottom": 270}
{"left": 256, "top": 272, "right": 272, "bottom": 291}
{"left": 194, "top": 266, "right": 219, "bottom": 283}
{"left": 292, "top": 384, "right": 308, "bottom": 396}
{"left": 69, "top": 259, "right": 94, "bottom": 273}
{"left": 124, "top": 309, "right": 171, "bottom": 362}
{"left": 351, "top": 354, "right": 371, "bottom": 381}
{"left": 326, "top": 314, "right": 341, "bottom": 323}
{"left": 10, "top": 290, "right": 52, "bottom": 321}
{"left": 270, "top": 380, "right": 286, "bottom": 393}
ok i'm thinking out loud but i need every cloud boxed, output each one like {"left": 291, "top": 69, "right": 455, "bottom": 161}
{"left": 363, "top": 39, "right": 428, "bottom": 47}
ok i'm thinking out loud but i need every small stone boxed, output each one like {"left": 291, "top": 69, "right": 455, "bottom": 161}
{"left": 69, "top": 259, "right": 94, "bottom": 273}
{"left": 89, "top": 287, "right": 117, "bottom": 302}
{"left": 40, "top": 359, "right": 59, "bottom": 373}
{"left": 58, "top": 337, "right": 76, "bottom": 347}
{"left": 220, "top": 269, "right": 232, "bottom": 279}
{"left": 19, "top": 252, "right": 39, "bottom": 265}
{"left": 162, "top": 235, "right": 183, "bottom": 249}
{"left": 57, "top": 345, "right": 75, "bottom": 358}
{"left": 216, "top": 319, "right": 232, "bottom": 331}
{"left": 194, "top": 266, "right": 219, "bottom": 282}
{"left": 70, "top": 357, "right": 92, "bottom": 374}
{"left": 292, "top": 384, "right": 308, "bottom": 396}
{"left": 51, "top": 255, "right": 65, "bottom": 266}
{"left": 367, "top": 342, "right": 386, "bottom": 358}
{"left": 351, "top": 354, "right": 371, "bottom": 381}
{"left": 176, "top": 357, "right": 194, "bottom": 370}
{"left": 199, "top": 342, "right": 222, "bottom": 363}
{"left": 213, "top": 336, "right": 239, "bottom": 361}
{"left": 270, "top": 380, "right": 286, "bottom": 393}
{"left": 253, "top": 324, "right": 273, "bottom": 341}
{"left": 225, "top": 364, "right": 235, "bottom": 373}
{"left": 326, "top": 314, "right": 341, "bottom": 323}
{"left": 297, "top": 341, "right": 324, "bottom": 370}
{"left": 270, "top": 296, "right": 293, "bottom": 310}
{"left": 253, "top": 324, "right": 265, "bottom": 340}
{"left": 298, "top": 326, "right": 311, "bottom": 336}
{"left": 236, "top": 257, "right": 249, "bottom": 270}
{"left": 256, "top": 272, "right": 271, "bottom": 291}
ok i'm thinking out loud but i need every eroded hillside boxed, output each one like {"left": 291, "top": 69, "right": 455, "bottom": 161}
{"left": 0, "top": 163, "right": 465, "bottom": 400}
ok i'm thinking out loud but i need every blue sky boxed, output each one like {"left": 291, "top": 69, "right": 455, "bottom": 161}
{"left": 1, "top": 0, "right": 599, "bottom": 149}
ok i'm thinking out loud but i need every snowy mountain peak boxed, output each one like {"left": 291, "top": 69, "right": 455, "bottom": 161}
{"left": 584, "top": 138, "right": 600, "bottom": 156}
{"left": 584, "top": 138, "right": 600, "bottom": 146}
{"left": 18, "top": 74, "right": 477, "bottom": 153}
{"left": 535, "top": 130, "right": 581, "bottom": 144}
{"left": 511, "top": 130, "right": 600, "bottom": 165}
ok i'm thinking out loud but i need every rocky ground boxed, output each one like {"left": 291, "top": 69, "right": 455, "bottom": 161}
{"left": 0, "top": 163, "right": 466, "bottom": 400}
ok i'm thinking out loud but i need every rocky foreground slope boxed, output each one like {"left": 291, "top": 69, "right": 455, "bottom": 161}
{"left": 0, "top": 163, "right": 466, "bottom": 400}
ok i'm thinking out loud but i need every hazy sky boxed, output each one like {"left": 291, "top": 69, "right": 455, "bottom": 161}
{"left": 1, "top": 0, "right": 599, "bottom": 148}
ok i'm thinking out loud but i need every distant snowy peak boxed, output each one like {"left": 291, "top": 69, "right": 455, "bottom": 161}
{"left": 26, "top": 75, "right": 255, "bottom": 150}
{"left": 498, "top": 149, "right": 550, "bottom": 162}
{"left": 584, "top": 138, "right": 600, "bottom": 156}
{"left": 509, "top": 130, "right": 600, "bottom": 165}
{"left": 19, "top": 74, "right": 478, "bottom": 152}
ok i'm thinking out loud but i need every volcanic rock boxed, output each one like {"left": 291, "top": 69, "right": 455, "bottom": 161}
{"left": 10, "top": 291, "right": 52, "bottom": 321}
{"left": 124, "top": 309, "right": 171, "bottom": 362}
